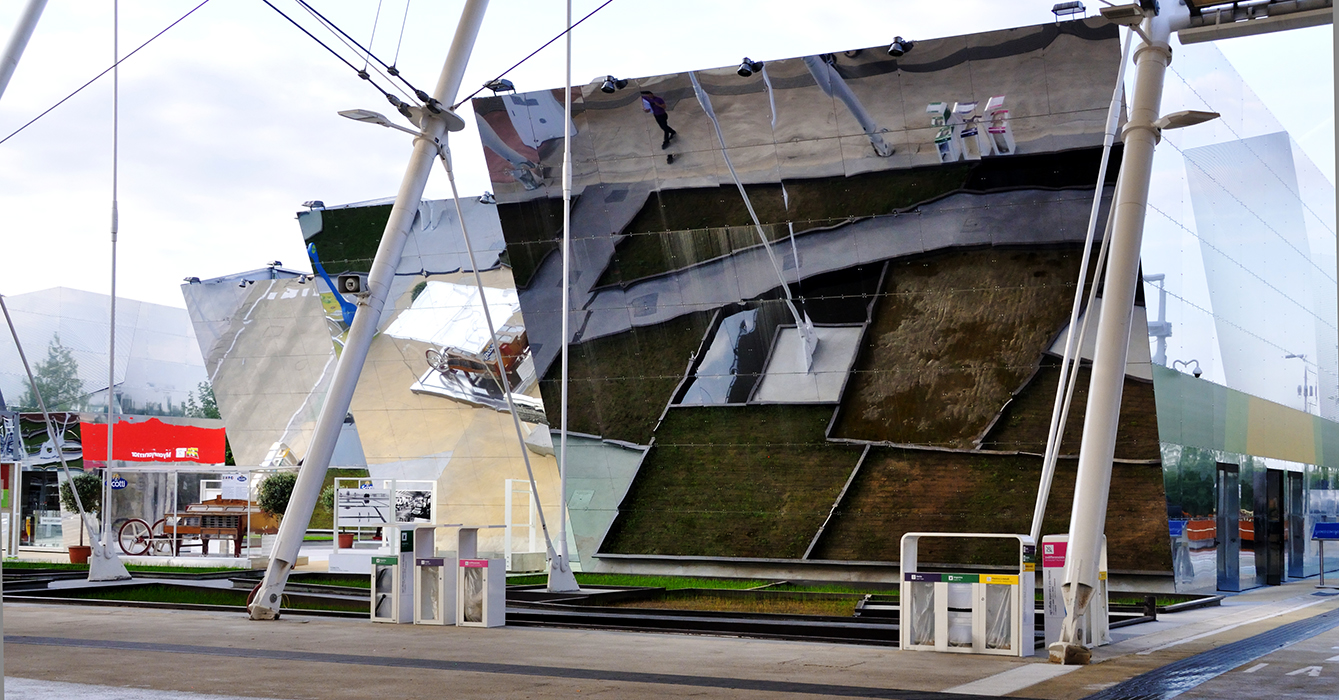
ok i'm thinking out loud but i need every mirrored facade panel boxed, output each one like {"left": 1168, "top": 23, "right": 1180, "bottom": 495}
{"left": 474, "top": 18, "right": 1190, "bottom": 573}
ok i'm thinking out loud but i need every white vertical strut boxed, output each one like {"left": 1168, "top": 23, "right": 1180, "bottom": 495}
{"left": 550, "top": 0, "right": 579, "bottom": 592}
{"left": 1050, "top": 4, "right": 1188, "bottom": 664}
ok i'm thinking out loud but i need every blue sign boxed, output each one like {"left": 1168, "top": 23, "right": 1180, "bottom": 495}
{"left": 1312, "top": 522, "right": 1339, "bottom": 541}
{"left": 1168, "top": 520, "right": 1187, "bottom": 538}
{"left": 109, "top": 475, "right": 128, "bottom": 490}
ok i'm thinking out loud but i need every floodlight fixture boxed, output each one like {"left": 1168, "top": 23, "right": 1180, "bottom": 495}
{"left": 183, "top": 276, "right": 200, "bottom": 284}
{"left": 484, "top": 78, "right": 515, "bottom": 94}
{"left": 1153, "top": 110, "right": 1220, "bottom": 130}
{"left": 302, "top": 200, "right": 324, "bottom": 209}
{"left": 1099, "top": 3, "right": 1146, "bottom": 26}
{"left": 737, "top": 57, "right": 764, "bottom": 77}
{"left": 478, "top": 191, "right": 496, "bottom": 204}
{"left": 267, "top": 260, "right": 282, "bottom": 268}
{"left": 887, "top": 36, "right": 915, "bottom": 57}
{"left": 1052, "top": 2, "right": 1086, "bottom": 21}
{"left": 600, "top": 75, "right": 629, "bottom": 93}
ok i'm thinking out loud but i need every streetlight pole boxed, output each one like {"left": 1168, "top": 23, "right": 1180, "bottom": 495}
{"left": 248, "top": 0, "right": 489, "bottom": 620}
{"left": 1050, "top": 2, "right": 1189, "bottom": 664}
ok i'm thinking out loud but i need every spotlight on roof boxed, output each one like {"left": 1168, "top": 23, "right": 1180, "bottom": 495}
{"left": 183, "top": 276, "right": 200, "bottom": 284}
{"left": 600, "top": 75, "right": 629, "bottom": 94}
{"left": 737, "top": 57, "right": 764, "bottom": 77}
{"left": 484, "top": 78, "right": 515, "bottom": 94}
{"left": 302, "top": 200, "right": 324, "bottom": 210}
{"left": 268, "top": 260, "right": 283, "bottom": 268}
{"left": 1051, "top": 2, "right": 1085, "bottom": 22}
{"left": 478, "top": 191, "right": 496, "bottom": 204}
{"left": 888, "top": 37, "right": 915, "bottom": 57}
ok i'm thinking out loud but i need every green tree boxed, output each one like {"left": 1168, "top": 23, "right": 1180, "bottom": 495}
{"left": 257, "top": 471, "right": 298, "bottom": 520}
{"left": 17, "top": 334, "right": 85, "bottom": 411}
{"left": 184, "top": 381, "right": 220, "bottom": 419}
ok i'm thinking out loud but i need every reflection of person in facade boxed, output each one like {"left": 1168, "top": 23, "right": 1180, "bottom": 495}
{"left": 640, "top": 90, "right": 676, "bottom": 149}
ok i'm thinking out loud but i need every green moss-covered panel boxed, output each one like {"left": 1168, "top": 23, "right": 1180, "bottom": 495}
{"left": 831, "top": 246, "right": 1084, "bottom": 448}
{"left": 600, "top": 405, "right": 863, "bottom": 558}
{"left": 540, "top": 312, "right": 712, "bottom": 445}
{"left": 810, "top": 447, "right": 1171, "bottom": 572}
{"left": 980, "top": 359, "right": 1161, "bottom": 460}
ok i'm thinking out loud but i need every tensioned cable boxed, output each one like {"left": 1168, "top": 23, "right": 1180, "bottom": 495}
{"left": 1030, "top": 26, "right": 1132, "bottom": 543}
{"left": 392, "top": 0, "right": 412, "bottom": 68}
{"left": 291, "top": 0, "right": 428, "bottom": 102}
{"left": 0, "top": 0, "right": 209, "bottom": 147}
{"left": 363, "top": 0, "right": 384, "bottom": 73}
{"left": 1147, "top": 201, "right": 1337, "bottom": 333}
{"left": 433, "top": 142, "right": 563, "bottom": 567}
{"left": 1167, "top": 63, "right": 1336, "bottom": 240}
{"left": 259, "top": 0, "right": 409, "bottom": 106}
{"left": 1157, "top": 134, "right": 1336, "bottom": 286}
{"left": 285, "top": 0, "right": 417, "bottom": 104}
{"left": 452, "top": 0, "right": 616, "bottom": 110}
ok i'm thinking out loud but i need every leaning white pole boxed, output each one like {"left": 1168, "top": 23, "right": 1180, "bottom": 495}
{"left": 550, "top": 0, "right": 577, "bottom": 592}
{"left": 1029, "top": 28, "right": 1132, "bottom": 544}
{"left": 248, "top": 0, "right": 489, "bottom": 620}
{"left": 1050, "top": 5, "right": 1185, "bottom": 665}
{"left": 0, "top": 0, "right": 46, "bottom": 101}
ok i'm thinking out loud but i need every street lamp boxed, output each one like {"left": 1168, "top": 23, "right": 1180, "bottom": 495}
{"left": 337, "top": 107, "right": 466, "bottom": 136}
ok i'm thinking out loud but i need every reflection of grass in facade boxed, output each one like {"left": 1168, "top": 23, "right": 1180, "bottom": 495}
{"left": 596, "top": 164, "right": 972, "bottom": 287}
{"left": 832, "top": 246, "right": 1083, "bottom": 448}
{"left": 612, "top": 594, "right": 859, "bottom": 618}
{"left": 305, "top": 204, "right": 393, "bottom": 272}
{"left": 540, "top": 312, "right": 712, "bottom": 445}
{"left": 980, "top": 358, "right": 1161, "bottom": 461}
{"left": 601, "top": 405, "right": 862, "bottom": 558}
{"left": 809, "top": 448, "right": 1172, "bottom": 572}
{"left": 496, "top": 198, "right": 566, "bottom": 288}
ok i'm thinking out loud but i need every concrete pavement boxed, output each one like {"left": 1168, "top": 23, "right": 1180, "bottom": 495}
{"left": 4, "top": 579, "right": 1338, "bottom": 699}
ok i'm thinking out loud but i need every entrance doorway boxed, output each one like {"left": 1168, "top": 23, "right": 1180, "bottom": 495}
{"left": 1216, "top": 462, "right": 1240, "bottom": 592}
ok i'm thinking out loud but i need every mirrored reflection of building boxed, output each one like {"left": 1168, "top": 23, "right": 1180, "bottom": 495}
{"left": 0, "top": 288, "right": 222, "bottom": 552}
{"left": 183, "top": 197, "right": 565, "bottom": 566}
{"left": 474, "top": 18, "right": 1338, "bottom": 591}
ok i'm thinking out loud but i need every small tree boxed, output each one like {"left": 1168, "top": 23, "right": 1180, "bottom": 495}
{"left": 184, "top": 381, "right": 221, "bottom": 419}
{"left": 257, "top": 471, "right": 298, "bottom": 520}
{"left": 17, "top": 334, "right": 85, "bottom": 411}
{"left": 59, "top": 471, "right": 103, "bottom": 546}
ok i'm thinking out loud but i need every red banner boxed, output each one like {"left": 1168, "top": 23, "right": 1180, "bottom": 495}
{"left": 81, "top": 418, "right": 226, "bottom": 464}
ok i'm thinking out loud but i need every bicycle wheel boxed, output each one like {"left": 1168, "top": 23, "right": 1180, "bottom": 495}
{"left": 150, "top": 517, "right": 177, "bottom": 556}
{"left": 117, "top": 518, "right": 152, "bottom": 556}
{"left": 425, "top": 348, "right": 447, "bottom": 373}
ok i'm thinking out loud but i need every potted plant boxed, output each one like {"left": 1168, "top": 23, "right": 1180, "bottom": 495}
{"left": 59, "top": 471, "right": 103, "bottom": 564}
{"left": 318, "top": 485, "right": 353, "bottom": 548}
{"left": 256, "top": 471, "right": 298, "bottom": 556}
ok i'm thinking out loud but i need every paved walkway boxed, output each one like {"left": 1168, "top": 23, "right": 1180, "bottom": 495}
{"left": 4, "top": 581, "right": 1338, "bottom": 699}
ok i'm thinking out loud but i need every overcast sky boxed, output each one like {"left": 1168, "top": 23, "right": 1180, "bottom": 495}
{"left": 0, "top": 1, "right": 1332, "bottom": 309}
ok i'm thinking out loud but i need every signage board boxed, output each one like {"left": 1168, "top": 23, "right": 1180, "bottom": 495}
{"left": 337, "top": 488, "right": 392, "bottom": 524}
